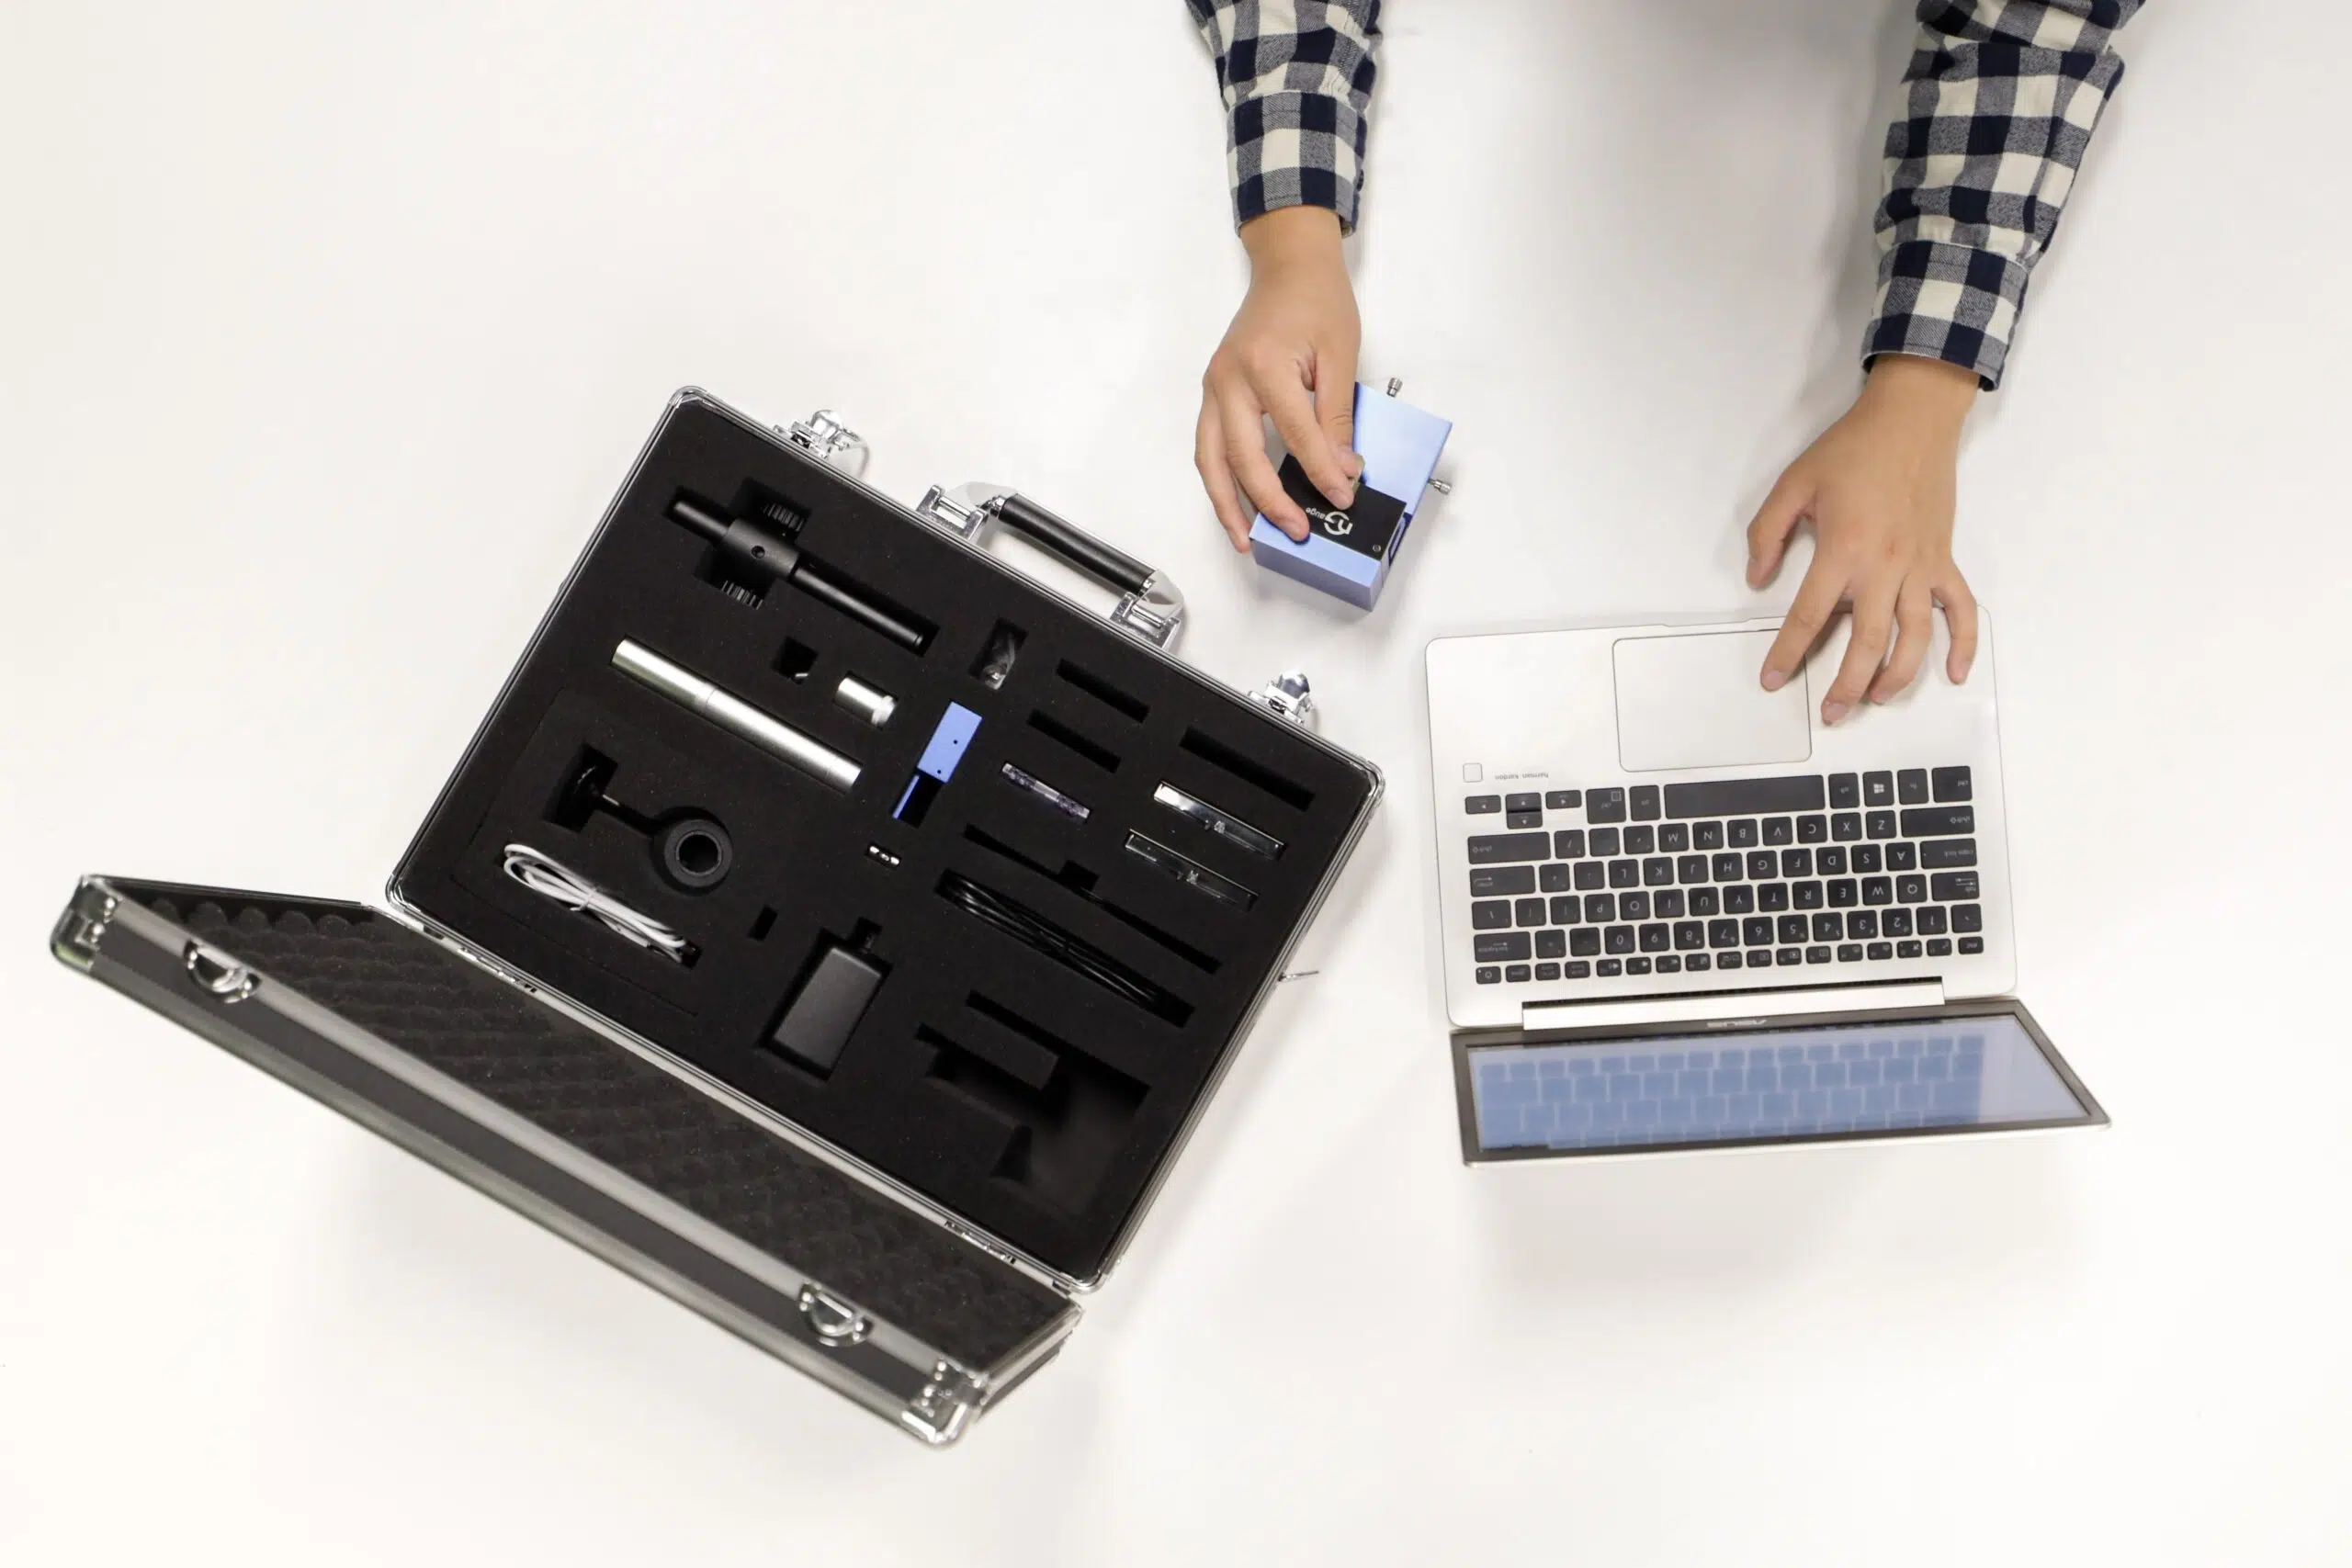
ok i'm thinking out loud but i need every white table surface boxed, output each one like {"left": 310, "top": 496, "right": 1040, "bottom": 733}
{"left": 6, "top": 3, "right": 2346, "bottom": 1563}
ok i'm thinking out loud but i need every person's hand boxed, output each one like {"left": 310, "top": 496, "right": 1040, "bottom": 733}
{"left": 1747, "top": 355, "right": 1983, "bottom": 723}
{"left": 1195, "top": 205, "right": 1363, "bottom": 550}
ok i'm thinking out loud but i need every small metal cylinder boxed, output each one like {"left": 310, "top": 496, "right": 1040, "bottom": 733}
{"left": 613, "top": 640, "right": 863, "bottom": 793}
{"left": 833, "top": 673, "right": 897, "bottom": 728}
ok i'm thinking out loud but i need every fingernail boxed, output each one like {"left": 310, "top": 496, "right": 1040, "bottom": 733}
{"left": 1822, "top": 700, "right": 1849, "bottom": 725}
{"left": 1760, "top": 669, "right": 1787, "bottom": 692}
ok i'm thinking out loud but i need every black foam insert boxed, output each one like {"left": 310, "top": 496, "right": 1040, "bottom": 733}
{"left": 394, "top": 394, "right": 1378, "bottom": 1280}
{"left": 145, "top": 889, "right": 1066, "bottom": 1370}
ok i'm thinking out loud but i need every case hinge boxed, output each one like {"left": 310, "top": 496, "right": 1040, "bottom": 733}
{"left": 50, "top": 881, "right": 119, "bottom": 973}
{"left": 902, "top": 1360, "right": 984, "bottom": 1446}
{"left": 784, "top": 410, "right": 869, "bottom": 479}
{"left": 1248, "top": 671, "right": 1318, "bottom": 729}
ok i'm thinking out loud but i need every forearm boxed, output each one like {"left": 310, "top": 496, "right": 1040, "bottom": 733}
{"left": 1185, "top": 1, "right": 1382, "bottom": 232}
{"left": 1867, "top": 0, "right": 2145, "bottom": 389}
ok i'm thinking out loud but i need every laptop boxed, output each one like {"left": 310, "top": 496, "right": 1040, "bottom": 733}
{"left": 1424, "top": 612, "right": 2105, "bottom": 1163}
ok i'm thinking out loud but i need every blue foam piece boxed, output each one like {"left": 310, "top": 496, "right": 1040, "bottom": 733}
{"left": 896, "top": 702, "right": 982, "bottom": 818}
{"left": 1251, "top": 383, "right": 1452, "bottom": 610}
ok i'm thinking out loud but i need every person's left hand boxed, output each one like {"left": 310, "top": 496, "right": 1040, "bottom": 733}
{"left": 1747, "top": 355, "right": 1983, "bottom": 724}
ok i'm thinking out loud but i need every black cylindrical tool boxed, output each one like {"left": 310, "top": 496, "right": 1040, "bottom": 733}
{"left": 667, "top": 495, "right": 933, "bottom": 652}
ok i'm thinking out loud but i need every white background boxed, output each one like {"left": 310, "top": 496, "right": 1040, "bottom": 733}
{"left": 5, "top": 2, "right": 2346, "bottom": 1562}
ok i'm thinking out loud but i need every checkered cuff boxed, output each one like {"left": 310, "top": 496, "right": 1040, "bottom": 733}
{"left": 1188, "top": 2, "right": 1381, "bottom": 233}
{"left": 1865, "top": 0, "right": 2141, "bottom": 389}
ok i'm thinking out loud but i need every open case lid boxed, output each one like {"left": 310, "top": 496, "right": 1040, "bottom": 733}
{"left": 54, "top": 878, "right": 1078, "bottom": 1445}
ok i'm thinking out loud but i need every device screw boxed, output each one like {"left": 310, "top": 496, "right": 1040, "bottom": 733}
{"left": 1386, "top": 378, "right": 1403, "bottom": 397}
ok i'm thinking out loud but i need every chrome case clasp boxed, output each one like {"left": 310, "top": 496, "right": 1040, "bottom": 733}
{"left": 1249, "top": 671, "right": 1318, "bottom": 729}
{"left": 784, "top": 410, "right": 869, "bottom": 478}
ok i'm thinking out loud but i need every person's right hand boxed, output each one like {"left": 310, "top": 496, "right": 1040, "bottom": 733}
{"left": 1195, "top": 205, "right": 1363, "bottom": 551}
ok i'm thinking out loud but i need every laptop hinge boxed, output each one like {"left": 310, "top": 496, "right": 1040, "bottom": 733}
{"left": 1519, "top": 979, "right": 1946, "bottom": 1036}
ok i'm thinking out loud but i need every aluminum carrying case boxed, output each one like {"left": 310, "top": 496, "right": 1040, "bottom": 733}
{"left": 51, "top": 389, "right": 1382, "bottom": 1445}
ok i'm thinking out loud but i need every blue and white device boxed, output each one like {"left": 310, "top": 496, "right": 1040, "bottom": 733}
{"left": 1250, "top": 381, "right": 1452, "bottom": 610}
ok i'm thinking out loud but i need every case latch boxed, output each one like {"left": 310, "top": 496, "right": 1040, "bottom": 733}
{"left": 182, "top": 942, "right": 260, "bottom": 1004}
{"left": 915, "top": 483, "right": 1186, "bottom": 651}
{"left": 50, "top": 881, "right": 119, "bottom": 973}
{"left": 797, "top": 1284, "right": 871, "bottom": 1347}
{"left": 1249, "top": 671, "right": 1318, "bottom": 730}
{"left": 784, "top": 410, "right": 869, "bottom": 479}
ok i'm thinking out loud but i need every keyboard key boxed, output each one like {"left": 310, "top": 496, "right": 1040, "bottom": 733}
{"left": 1547, "top": 790, "right": 1581, "bottom": 811}
{"left": 1506, "top": 964, "right": 1532, "bottom": 983}
{"left": 1589, "top": 828, "right": 1622, "bottom": 857}
{"left": 1713, "top": 852, "right": 1745, "bottom": 882}
{"left": 1745, "top": 917, "right": 1774, "bottom": 946}
{"left": 1688, "top": 954, "right": 1712, "bottom": 973}
{"left": 1776, "top": 948, "right": 1804, "bottom": 966}
{"left": 1673, "top": 921, "right": 1705, "bottom": 951}
{"left": 1797, "top": 815, "right": 1828, "bottom": 844}
{"left": 1585, "top": 894, "right": 1616, "bottom": 923}
{"left": 1723, "top": 885, "right": 1755, "bottom": 914}
{"left": 1917, "top": 906, "right": 1949, "bottom": 935}
{"left": 1837, "top": 943, "right": 1864, "bottom": 963}
{"left": 1587, "top": 787, "right": 1627, "bottom": 823}
{"left": 1897, "top": 939, "right": 1924, "bottom": 958}
{"left": 1958, "top": 935, "right": 1984, "bottom": 954}
{"left": 1852, "top": 843, "right": 1883, "bottom": 874}
{"left": 1849, "top": 909, "right": 1879, "bottom": 939}
{"left": 1813, "top": 912, "right": 1843, "bottom": 942}
{"left": 1781, "top": 848, "right": 1813, "bottom": 878}
{"left": 1643, "top": 857, "right": 1675, "bottom": 886}
{"left": 1657, "top": 954, "right": 1683, "bottom": 974}
{"left": 1605, "top": 926, "right": 1636, "bottom": 955}
{"left": 1921, "top": 839, "right": 1977, "bottom": 870}
{"left": 1540, "top": 863, "right": 1572, "bottom": 893}
{"left": 1887, "top": 841, "right": 1917, "bottom": 871}
{"left": 1621, "top": 892, "right": 1651, "bottom": 921}
{"left": 1515, "top": 897, "right": 1548, "bottom": 927}
{"left": 1829, "top": 773, "right": 1860, "bottom": 808}
{"left": 1536, "top": 929, "right": 1568, "bottom": 959}
{"left": 1896, "top": 874, "right": 1927, "bottom": 903}
{"left": 1473, "top": 900, "right": 1512, "bottom": 930}
{"left": 1658, "top": 823, "right": 1690, "bottom": 852}
{"left": 1866, "top": 811, "right": 1897, "bottom": 840}
{"left": 1566, "top": 961, "right": 1592, "bottom": 978}
{"left": 1639, "top": 924, "right": 1670, "bottom": 953}
{"left": 1826, "top": 878, "right": 1858, "bottom": 908}
{"left": 1624, "top": 826, "right": 1657, "bottom": 854}
{"left": 1571, "top": 929, "right": 1601, "bottom": 957}
{"left": 1654, "top": 890, "right": 1685, "bottom": 919}
{"left": 1709, "top": 919, "right": 1742, "bottom": 948}
{"left": 1832, "top": 812, "right": 1862, "bottom": 842}
{"left": 1931, "top": 766, "right": 1973, "bottom": 803}
{"left": 1926, "top": 938, "right": 1953, "bottom": 957}
{"left": 1861, "top": 876, "right": 1893, "bottom": 906}
{"left": 1476, "top": 932, "right": 1532, "bottom": 963}
{"left": 1476, "top": 965, "right": 1501, "bottom": 984}
{"left": 1534, "top": 962, "right": 1562, "bottom": 981}
{"left": 1745, "top": 851, "right": 1775, "bottom": 880}
{"left": 1468, "top": 832, "right": 1550, "bottom": 863}
{"left": 1883, "top": 908, "right": 1914, "bottom": 938}
{"left": 1626, "top": 956, "right": 1653, "bottom": 976}
{"left": 1465, "top": 795, "right": 1501, "bottom": 815}
{"left": 1598, "top": 959, "right": 1623, "bottom": 976}
{"left": 1758, "top": 883, "right": 1790, "bottom": 911}
{"left": 1793, "top": 881, "right": 1825, "bottom": 910}
{"left": 1662, "top": 775, "right": 1826, "bottom": 818}
{"left": 1690, "top": 887, "right": 1720, "bottom": 916}
{"left": 1506, "top": 810, "right": 1543, "bottom": 829}
{"left": 1631, "top": 785, "right": 1662, "bottom": 821}
{"left": 1575, "top": 862, "right": 1605, "bottom": 890}
{"left": 1901, "top": 807, "right": 1974, "bottom": 838}
{"left": 1471, "top": 865, "right": 1535, "bottom": 897}
{"left": 1779, "top": 914, "right": 1809, "bottom": 944}
{"left": 1897, "top": 769, "right": 1928, "bottom": 805}
{"left": 1554, "top": 830, "right": 1586, "bottom": 859}
{"left": 1678, "top": 854, "right": 1711, "bottom": 885}
{"left": 1718, "top": 951, "right": 1744, "bottom": 970}
{"left": 1867, "top": 941, "right": 1894, "bottom": 960}
{"left": 1763, "top": 817, "right": 1794, "bottom": 846}
{"left": 1505, "top": 792, "right": 1542, "bottom": 814}
{"left": 1694, "top": 821, "right": 1724, "bottom": 851}
{"left": 1728, "top": 818, "right": 1759, "bottom": 848}
{"left": 1931, "top": 872, "right": 1980, "bottom": 901}
{"left": 1863, "top": 771, "right": 1894, "bottom": 807}
{"left": 1817, "top": 846, "right": 1848, "bottom": 875}
{"left": 1609, "top": 860, "right": 1640, "bottom": 888}
{"left": 1806, "top": 946, "right": 1832, "bottom": 964}
{"left": 1951, "top": 903, "right": 1983, "bottom": 932}
{"left": 1550, "top": 895, "right": 1581, "bottom": 924}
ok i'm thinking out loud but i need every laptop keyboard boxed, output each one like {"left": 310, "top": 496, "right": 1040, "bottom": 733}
{"left": 1463, "top": 769, "right": 1984, "bottom": 986}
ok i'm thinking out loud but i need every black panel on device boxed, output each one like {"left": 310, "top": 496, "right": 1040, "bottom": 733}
{"left": 391, "top": 392, "right": 1378, "bottom": 1282}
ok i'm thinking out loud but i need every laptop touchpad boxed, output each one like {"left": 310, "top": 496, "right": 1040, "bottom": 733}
{"left": 1613, "top": 631, "right": 1811, "bottom": 772}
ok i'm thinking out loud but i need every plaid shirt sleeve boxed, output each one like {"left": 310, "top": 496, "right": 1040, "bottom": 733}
{"left": 1185, "top": 2, "right": 1382, "bottom": 232}
{"left": 1868, "top": 0, "right": 2145, "bottom": 389}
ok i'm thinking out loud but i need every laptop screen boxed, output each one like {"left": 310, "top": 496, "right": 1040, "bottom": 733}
{"left": 1462, "top": 1006, "right": 2101, "bottom": 1161}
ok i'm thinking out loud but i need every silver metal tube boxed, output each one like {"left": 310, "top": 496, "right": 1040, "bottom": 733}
{"left": 612, "top": 639, "right": 863, "bottom": 793}
{"left": 833, "top": 672, "right": 898, "bottom": 728}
